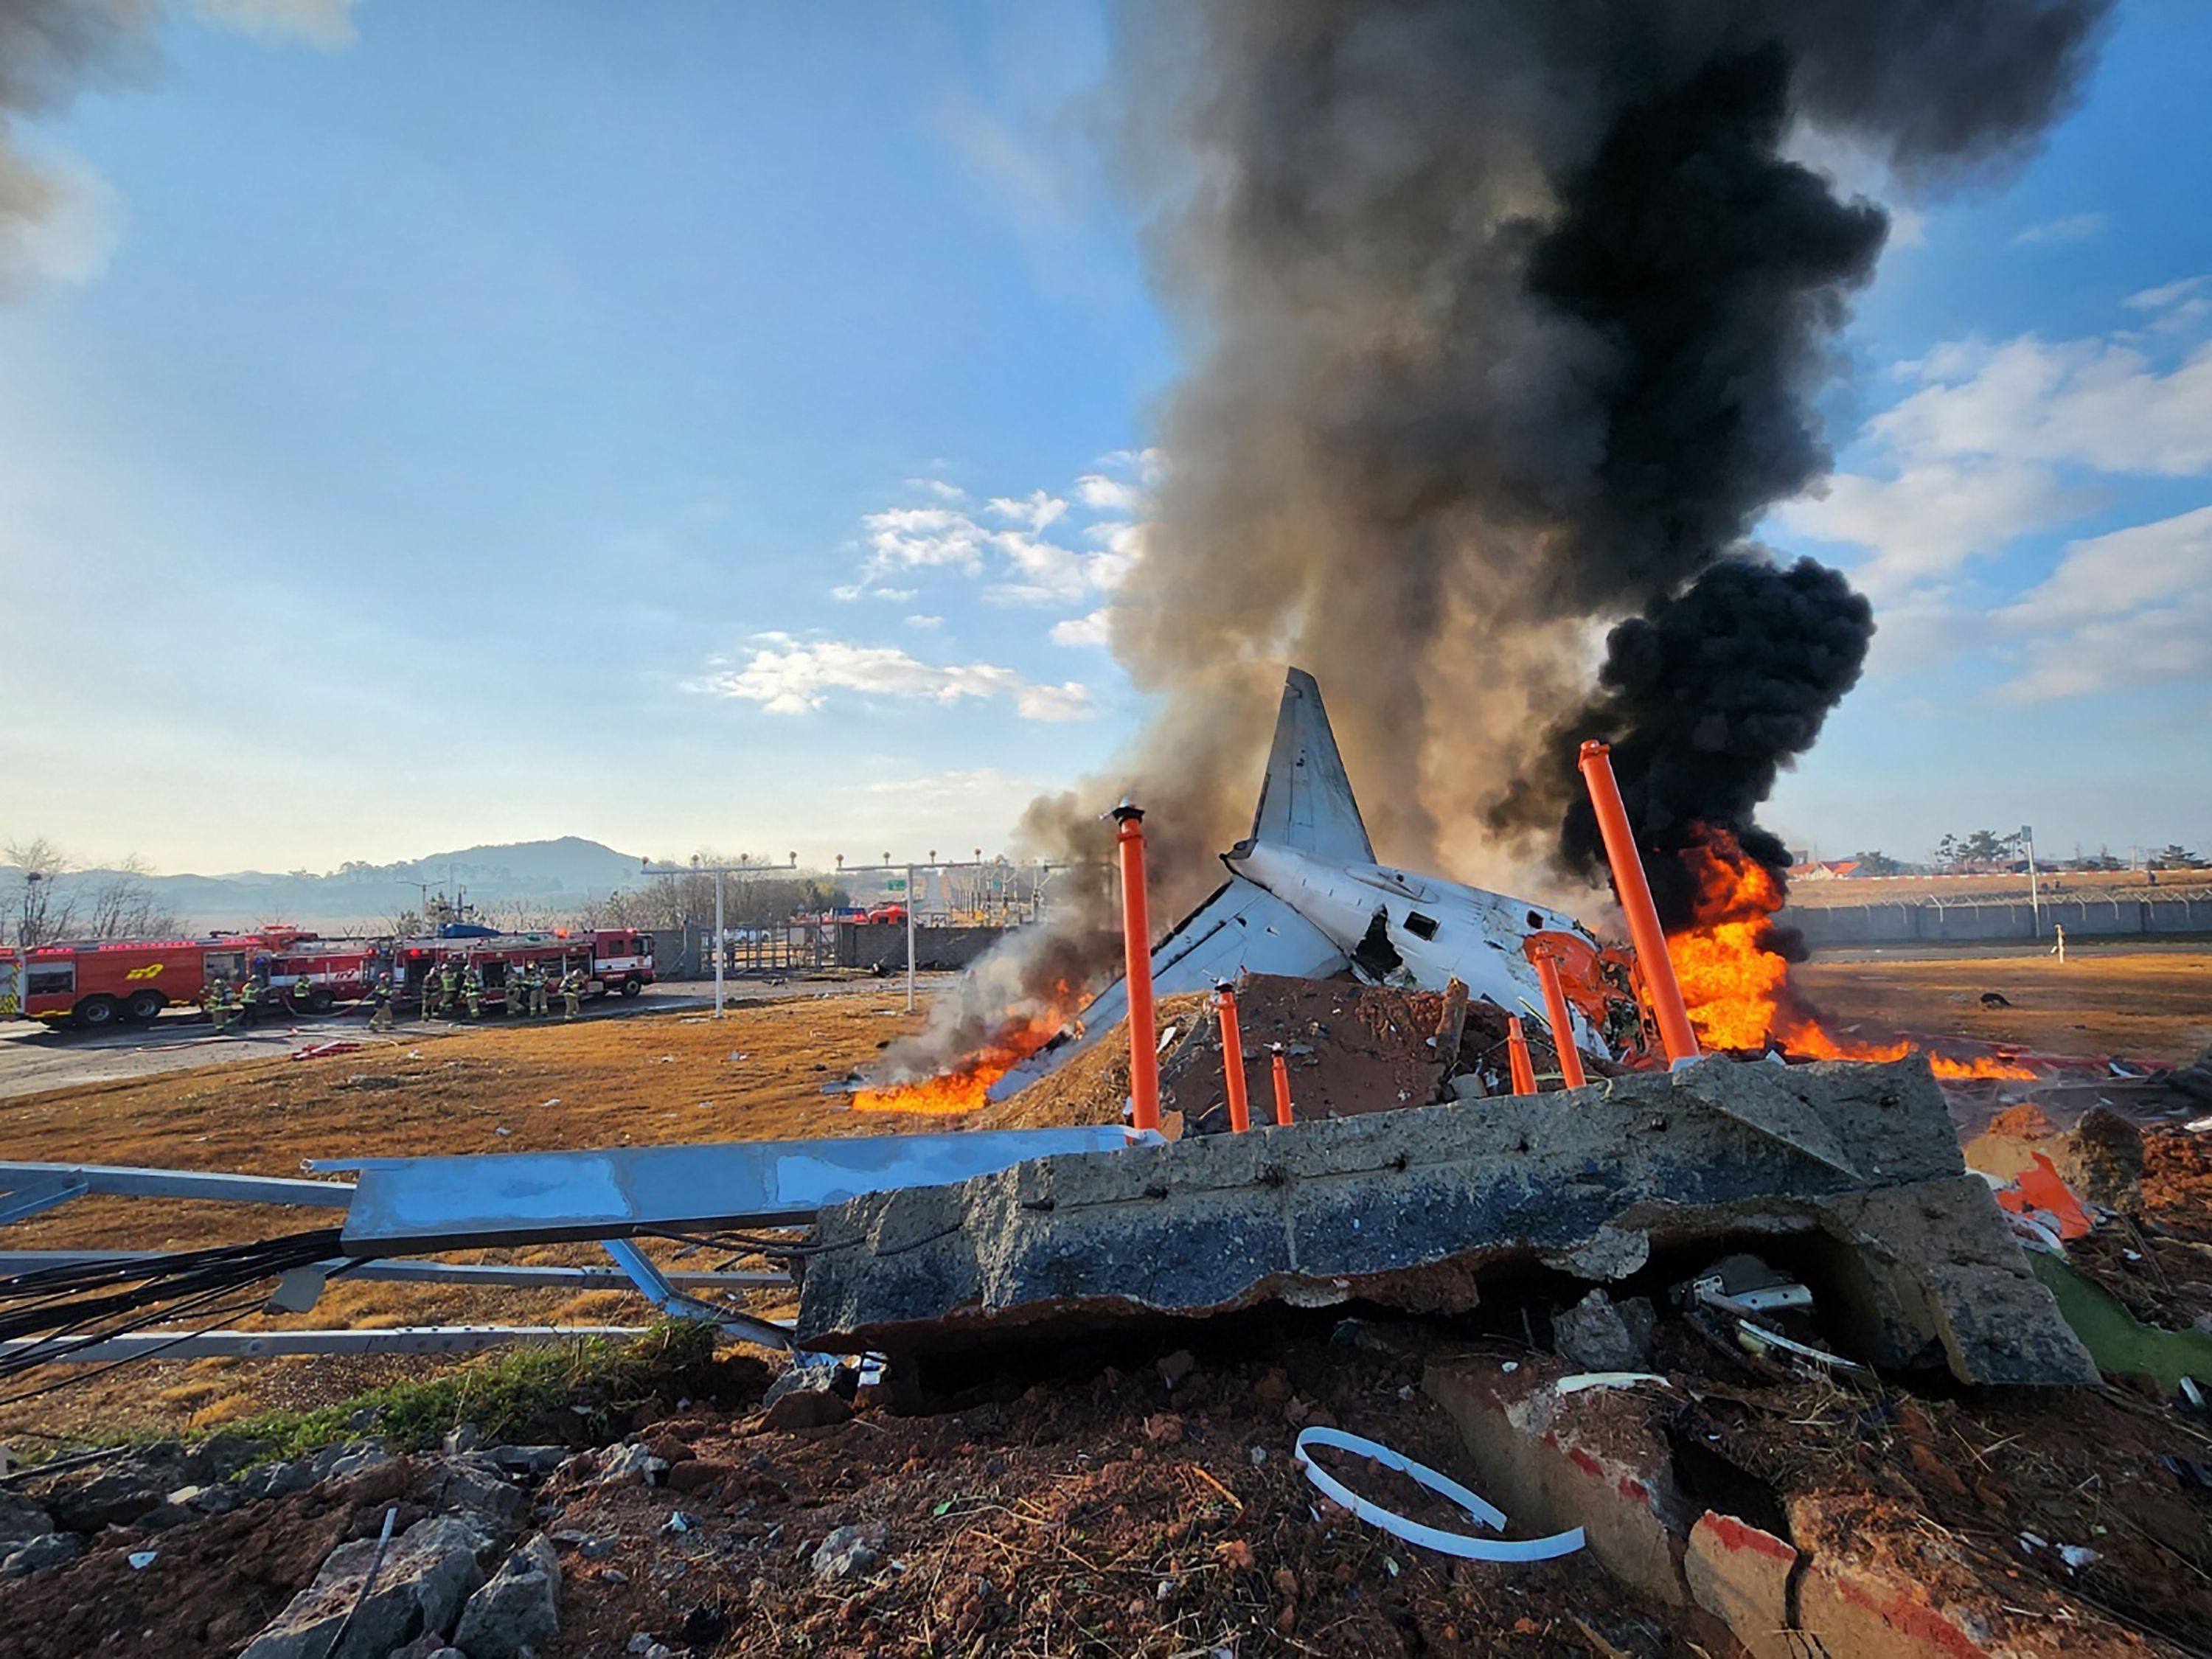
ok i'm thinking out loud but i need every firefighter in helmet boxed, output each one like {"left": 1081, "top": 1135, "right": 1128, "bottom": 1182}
{"left": 205, "top": 975, "right": 236, "bottom": 1036}
{"left": 560, "top": 964, "right": 585, "bottom": 1020}
{"left": 290, "top": 971, "right": 316, "bottom": 1018}
{"left": 237, "top": 970, "right": 265, "bottom": 1027}
{"left": 529, "top": 962, "right": 550, "bottom": 1019}
{"left": 367, "top": 971, "right": 396, "bottom": 1032}
{"left": 435, "top": 956, "right": 462, "bottom": 1019}
{"left": 462, "top": 961, "right": 484, "bottom": 1020}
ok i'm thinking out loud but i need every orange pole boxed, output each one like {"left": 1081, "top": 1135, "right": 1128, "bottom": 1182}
{"left": 1506, "top": 1016, "right": 1538, "bottom": 1096}
{"left": 1576, "top": 741, "right": 1701, "bottom": 1065}
{"left": 1215, "top": 981, "right": 1250, "bottom": 1133}
{"left": 1534, "top": 955, "right": 1587, "bottom": 1089}
{"left": 1113, "top": 804, "right": 1161, "bottom": 1133}
{"left": 1270, "top": 1049, "right": 1293, "bottom": 1126}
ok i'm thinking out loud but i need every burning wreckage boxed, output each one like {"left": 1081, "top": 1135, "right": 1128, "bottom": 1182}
{"left": 3, "top": 670, "right": 2125, "bottom": 1392}
{"left": 5, "top": 669, "right": 2208, "bottom": 1652}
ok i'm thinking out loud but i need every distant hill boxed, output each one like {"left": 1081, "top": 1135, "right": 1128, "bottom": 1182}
{"left": 1, "top": 837, "right": 651, "bottom": 934}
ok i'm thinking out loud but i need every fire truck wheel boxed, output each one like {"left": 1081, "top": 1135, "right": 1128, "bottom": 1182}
{"left": 619, "top": 978, "right": 643, "bottom": 997}
{"left": 74, "top": 995, "right": 122, "bottom": 1030}
{"left": 307, "top": 989, "right": 335, "bottom": 1015}
{"left": 124, "top": 990, "right": 169, "bottom": 1022}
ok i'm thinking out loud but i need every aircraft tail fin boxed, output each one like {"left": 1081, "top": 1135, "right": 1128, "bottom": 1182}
{"left": 1245, "top": 667, "right": 1374, "bottom": 863}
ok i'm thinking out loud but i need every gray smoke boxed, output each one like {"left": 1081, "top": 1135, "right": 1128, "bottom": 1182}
{"left": 1049, "top": 0, "right": 2107, "bottom": 924}
{"left": 1, "top": 0, "right": 350, "bottom": 295}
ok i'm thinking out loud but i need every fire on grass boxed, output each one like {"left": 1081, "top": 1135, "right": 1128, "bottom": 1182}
{"left": 851, "top": 996, "right": 1077, "bottom": 1115}
{"left": 1666, "top": 826, "right": 2035, "bottom": 1081}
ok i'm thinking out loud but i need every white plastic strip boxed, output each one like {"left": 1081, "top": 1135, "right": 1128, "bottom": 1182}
{"left": 1293, "top": 1426, "right": 1585, "bottom": 1562}
{"left": 1554, "top": 1371, "right": 1671, "bottom": 1395}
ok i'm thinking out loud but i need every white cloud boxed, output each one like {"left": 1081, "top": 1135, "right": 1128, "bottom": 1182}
{"left": 904, "top": 613, "right": 943, "bottom": 629}
{"left": 1873, "top": 335, "right": 2212, "bottom": 476}
{"left": 985, "top": 490, "right": 1068, "bottom": 532}
{"left": 1074, "top": 473, "right": 1142, "bottom": 513}
{"left": 1776, "top": 460, "right": 2072, "bottom": 597}
{"left": 700, "top": 637, "right": 1094, "bottom": 722}
{"left": 2124, "top": 276, "right": 2205, "bottom": 313}
{"left": 1995, "top": 507, "right": 2212, "bottom": 702}
{"left": 859, "top": 505, "right": 991, "bottom": 577}
{"left": 907, "top": 477, "right": 967, "bottom": 502}
{"left": 2011, "top": 212, "right": 2105, "bottom": 247}
{"left": 1049, "top": 608, "right": 1111, "bottom": 648}
{"left": 2000, "top": 505, "right": 2212, "bottom": 627}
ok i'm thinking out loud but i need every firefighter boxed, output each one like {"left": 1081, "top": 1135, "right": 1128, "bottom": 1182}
{"left": 205, "top": 975, "right": 235, "bottom": 1036}
{"left": 560, "top": 966, "right": 585, "bottom": 1020}
{"left": 528, "top": 963, "right": 550, "bottom": 1019}
{"left": 237, "top": 972, "right": 265, "bottom": 1026}
{"left": 462, "top": 963, "right": 484, "bottom": 1020}
{"left": 434, "top": 957, "right": 461, "bottom": 1019}
{"left": 366, "top": 972, "right": 397, "bottom": 1032}
{"left": 290, "top": 973, "right": 316, "bottom": 1018}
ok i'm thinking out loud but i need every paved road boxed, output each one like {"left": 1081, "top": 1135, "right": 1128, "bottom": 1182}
{"left": 0, "top": 973, "right": 954, "bottom": 1102}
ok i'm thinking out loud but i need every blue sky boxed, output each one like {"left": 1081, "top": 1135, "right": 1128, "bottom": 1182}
{"left": 0, "top": 0, "right": 2207, "bottom": 875}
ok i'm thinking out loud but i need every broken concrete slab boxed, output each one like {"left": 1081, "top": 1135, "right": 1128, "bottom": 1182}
{"left": 796, "top": 1057, "right": 2095, "bottom": 1386}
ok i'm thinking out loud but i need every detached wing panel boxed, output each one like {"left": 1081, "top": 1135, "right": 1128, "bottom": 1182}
{"left": 984, "top": 876, "right": 1348, "bottom": 1102}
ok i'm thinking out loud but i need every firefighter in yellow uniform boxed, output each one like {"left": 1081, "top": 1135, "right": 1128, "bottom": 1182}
{"left": 529, "top": 965, "right": 550, "bottom": 1019}
{"left": 434, "top": 959, "right": 461, "bottom": 1019}
{"left": 367, "top": 973, "right": 396, "bottom": 1032}
{"left": 560, "top": 967, "right": 584, "bottom": 1020}
{"left": 206, "top": 976, "right": 236, "bottom": 1035}
{"left": 237, "top": 973, "right": 265, "bottom": 1027}
{"left": 290, "top": 973, "right": 316, "bottom": 1018}
{"left": 462, "top": 964, "right": 484, "bottom": 1020}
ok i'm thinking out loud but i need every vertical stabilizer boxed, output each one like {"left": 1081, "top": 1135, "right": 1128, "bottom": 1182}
{"left": 1245, "top": 668, "right": 1374, "bottom": 863}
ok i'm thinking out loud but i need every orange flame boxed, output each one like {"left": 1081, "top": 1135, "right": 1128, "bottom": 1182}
{"left": 1666, "top": 827, "right": 2035, "bottom": 1082}
{"left": 850, "top": 996, "right": 1075, "bottom": 1116}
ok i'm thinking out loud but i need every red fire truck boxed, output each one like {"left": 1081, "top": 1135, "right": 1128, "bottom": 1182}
{"left": 0, "top": 929, "right": 377, "bottom": 1028}
{"left": 386, "top": 928, "right": 655, "bottom": 1012}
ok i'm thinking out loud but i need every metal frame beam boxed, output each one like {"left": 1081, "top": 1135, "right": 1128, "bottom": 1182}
{"left": 0, "top": 1162, "right": 353, "bottom": 1209}
{"left": 0, "top": 1325, "right": 650, "bottom": 1364}
{"left": 0, "top": 1251, "right": 791, "bottom": 1291}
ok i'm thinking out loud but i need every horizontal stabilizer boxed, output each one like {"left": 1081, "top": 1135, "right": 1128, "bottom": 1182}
{"left": 984, "top": 876, "right": 1349, "bottom": 1102}
{"left": 1248, "top": 668, "right": 1374, "bottom": 863}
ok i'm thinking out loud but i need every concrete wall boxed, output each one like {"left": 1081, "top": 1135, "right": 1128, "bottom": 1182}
{"left": 1787, "top": 893, "right": 2212, "bottom": 947}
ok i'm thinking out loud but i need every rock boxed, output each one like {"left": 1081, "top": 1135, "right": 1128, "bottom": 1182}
{"left": 442, "top": 1423, "right": 481, "bottom": 1455}
{"left": 46, "top": 1442, "right": 198, "bottom": 1531}
{"left": 0, "top": 1490, "right": 55, "bottom": 1550}
{"left": 134, "top": 1500, "right": 198, "bottom": 1532}
{"left": 236, "top": 1459, "right": 316, "bottom": 1501}
{"left": 239, "top": 1514, "right": 490, "bottom": 1659}
{"left": 1554, "top": 1290, "right": 1655, "bottom": 1371}
{"left": 762, "top": 1354, "right": 856, "bottom": 1409}
{"left": 484, "top": 1444, "right": 566, "bottom": 1478}
{"left": 1157, "top": 1349, "right": 1197, "bottom": 1389}
{"left": 1685, "top": 1511, "right": 1798, "bottom": 1659}
{"left": 307, "top": 1439, "right": 388, "bottom": 1482}
{"left": 2052, "top": 1106, "right": 2146, "bottom": 1210}
{"left": 166, "top": 1482, "right": 239, "bottom": 1517}
{"left": 813, "top": 1523, "right": 886, "bottom": 1582}
{"left": 452, "top": 1534, "right": 561, "bottom": 1659}
{"left": 578, "top": 1534, "right": 620, "bottom": 1559}
{"left": 591, "top": 1441, "right": 667, "bottom": 1486}
{"left": 1, "top": 1531, "right": 84, "bottom": 1576}
{"left": 428, "top": 1455, "right": 527, "bottom": 1535}
{"left": 762, "top": 1389, "right": 852, "bottom": 1431}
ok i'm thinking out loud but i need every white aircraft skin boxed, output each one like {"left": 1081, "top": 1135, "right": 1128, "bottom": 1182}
{"left": 987, "top": 667, "right": 1606, "bottom": 1103}
{"left": 1225, "top": 839, "right": 1598, "bottom": 1043}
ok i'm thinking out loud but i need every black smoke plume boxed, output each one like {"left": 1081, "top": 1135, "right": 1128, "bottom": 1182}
{"left": 1057, "top": 0, "right": 2107, "bottom": 925}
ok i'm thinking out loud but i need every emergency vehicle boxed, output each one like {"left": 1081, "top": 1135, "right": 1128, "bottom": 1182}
{"left": 386, "top": 928, "right": 655, "bottom": 1012}
{"left": 0, "top": 930, "right": 376, "bottom": 1028}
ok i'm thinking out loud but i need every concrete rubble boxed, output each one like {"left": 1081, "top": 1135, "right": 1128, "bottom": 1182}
{"left": 796, "top": 1056, "right": 2096, "bottom": 1387}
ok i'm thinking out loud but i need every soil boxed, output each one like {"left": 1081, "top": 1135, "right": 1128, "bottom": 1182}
{"left": 1795, "top": 950, "right": 2212, "bottom": 1068}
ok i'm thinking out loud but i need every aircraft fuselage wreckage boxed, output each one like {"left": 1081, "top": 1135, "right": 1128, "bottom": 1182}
{"left": 989, "top": 669, "right": 1626, "bottom": 1103}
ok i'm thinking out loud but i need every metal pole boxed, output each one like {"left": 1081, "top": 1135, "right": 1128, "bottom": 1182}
{"left": 2023, "top": 824, "right": 2040, "bottom": 938}
{"left": 1113, "top": 804, "right": 1161, "bottom": 1133}
{"left": 1214, "top": 981, "right": 1250, "bottom": 1133}
{"left": 1576, "top": 741, "right": 1700, "bottom": 1065}
{"left": 713, "top": 867, "right": 726, "bottom": 1018}
{"left": 1534, "top": 955, "right": 1587, "bottom": 1089}
{"left": 905, "top": 863, "right": 917, "bottom": 1014}
{"left": 1506, "top": 1017, "right": 1537, "bottom": 1096}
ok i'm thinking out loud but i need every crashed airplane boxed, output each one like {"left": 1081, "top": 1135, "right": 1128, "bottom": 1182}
{"left": 991, "top": 668, "right": 1623, "bottom": 1102}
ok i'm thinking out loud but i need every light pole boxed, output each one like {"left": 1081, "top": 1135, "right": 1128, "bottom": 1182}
{"left": 2021, "top": 824, "right": 2040, "bottom": 938}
